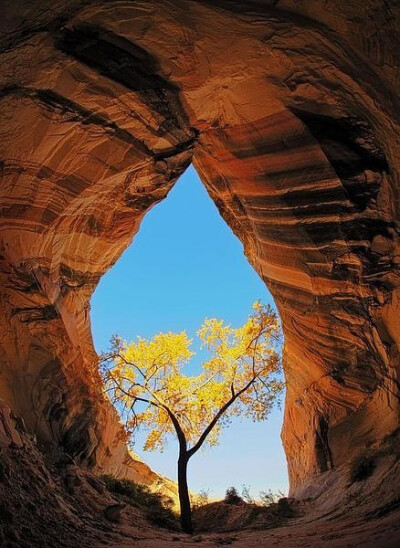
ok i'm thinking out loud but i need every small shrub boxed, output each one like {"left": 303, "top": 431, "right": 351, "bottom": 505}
{"left": 100, "top": 475, "right": 178, "bottom": 529}
{"left": 350, "top": 456, "right": 376, "bottom": 483}
{"left": 241, "top": 485, "right": 255, "bottom": 504}
{"left": 276, "top": 497, "right": 294, "bottom": 517}
{"left": 194, "top": 488, "right": 210, "bottom": 507}
{"left": 224, "top": 486, "right": 243, "bottom": 505}
{"left": 259, "top": 489, "right": 285, "bottom": 506}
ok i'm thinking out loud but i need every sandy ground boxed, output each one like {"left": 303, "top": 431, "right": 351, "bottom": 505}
{"left": 95, "top": 504, "right": 400, "bottom": 547}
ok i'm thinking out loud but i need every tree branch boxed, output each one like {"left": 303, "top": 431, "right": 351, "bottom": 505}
{"left": 187, "top": 375, "right": 257, "bottom": 458}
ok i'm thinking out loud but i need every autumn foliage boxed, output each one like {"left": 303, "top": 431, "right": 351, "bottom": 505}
{"left": 100, "top": 302, "right": 283, "bottom": 533}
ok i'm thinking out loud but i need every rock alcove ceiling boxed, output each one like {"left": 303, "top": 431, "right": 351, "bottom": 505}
{"left": 0, "top": 0, "right": 400, "bottom": 545}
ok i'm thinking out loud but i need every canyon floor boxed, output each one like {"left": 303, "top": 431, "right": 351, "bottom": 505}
{"left": 103, "top": 512, "right": 400, "bottom": 548}
{"left": 1, "top": 422, "right": 400, "bottom": 548}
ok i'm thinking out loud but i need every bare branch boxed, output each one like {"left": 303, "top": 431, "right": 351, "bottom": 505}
{"left": 187, "top": 375, "right": 257, "bottom": 458}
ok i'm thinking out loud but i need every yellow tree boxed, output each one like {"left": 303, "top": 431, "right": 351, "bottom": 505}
{"left": 100, "top": 302, "right": 283, "bottom": 534}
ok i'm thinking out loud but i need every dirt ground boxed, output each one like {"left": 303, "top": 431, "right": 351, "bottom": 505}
{"left": 1, "top": 415, "right": 400, "bottom": 548}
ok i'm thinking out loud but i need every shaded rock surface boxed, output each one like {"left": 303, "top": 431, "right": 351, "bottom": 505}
{"left": 0, "top": 400, "right": 161, "bottom": 546}
{"left": 1, "top": 401, "right": 400, "bottom": 546}
{"left": 1, "top": 0, "right": 400, "bottom": 544}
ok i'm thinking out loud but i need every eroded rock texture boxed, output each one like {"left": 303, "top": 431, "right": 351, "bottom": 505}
{"left": 1, "top": 0, "right": 399, "bottom": 523}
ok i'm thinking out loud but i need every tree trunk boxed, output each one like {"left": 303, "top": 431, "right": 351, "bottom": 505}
{"left": 177, "top": 453, "right": 192, "bottom": 534}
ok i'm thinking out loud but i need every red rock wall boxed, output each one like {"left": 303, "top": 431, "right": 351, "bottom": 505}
{"left": 1, "top": 0, "right": 399, "bottom": 501}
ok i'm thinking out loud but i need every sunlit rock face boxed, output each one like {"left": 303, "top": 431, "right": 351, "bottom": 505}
{"left": 1, "top": 0, "right": 399, "bottom": 508}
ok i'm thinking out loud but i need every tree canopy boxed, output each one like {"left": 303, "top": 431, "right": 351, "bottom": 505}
{"left": 100, "top": 301, "right": 284, "bottom": 533}
{"left": 101, "top": 302, "right": 283, "bottom": 452}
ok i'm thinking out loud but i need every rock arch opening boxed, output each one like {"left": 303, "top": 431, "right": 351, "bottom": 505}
{"left": 91, "top": 164, "right": 289, "bottom": 499}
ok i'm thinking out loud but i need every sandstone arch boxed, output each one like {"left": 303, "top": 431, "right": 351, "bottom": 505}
{"left": 1, "top": 0, "right": 399, "bottom": 514}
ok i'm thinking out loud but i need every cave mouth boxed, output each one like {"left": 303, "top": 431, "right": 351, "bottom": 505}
{"left": 91, "top": 163, "right": 288, "bottom": 502}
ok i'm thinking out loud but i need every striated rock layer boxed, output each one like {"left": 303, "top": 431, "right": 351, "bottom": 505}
{"left": 1, "top": 0, "right": 399, "bottom": 523}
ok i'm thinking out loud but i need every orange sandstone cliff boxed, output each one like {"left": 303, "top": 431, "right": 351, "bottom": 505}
{"left": 1, "top": 0, "right": 400, "bottom": 544}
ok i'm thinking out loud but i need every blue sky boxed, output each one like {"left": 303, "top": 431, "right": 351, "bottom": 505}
{"left": 91, "top": 164, "right": 289, "bottom": 499}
